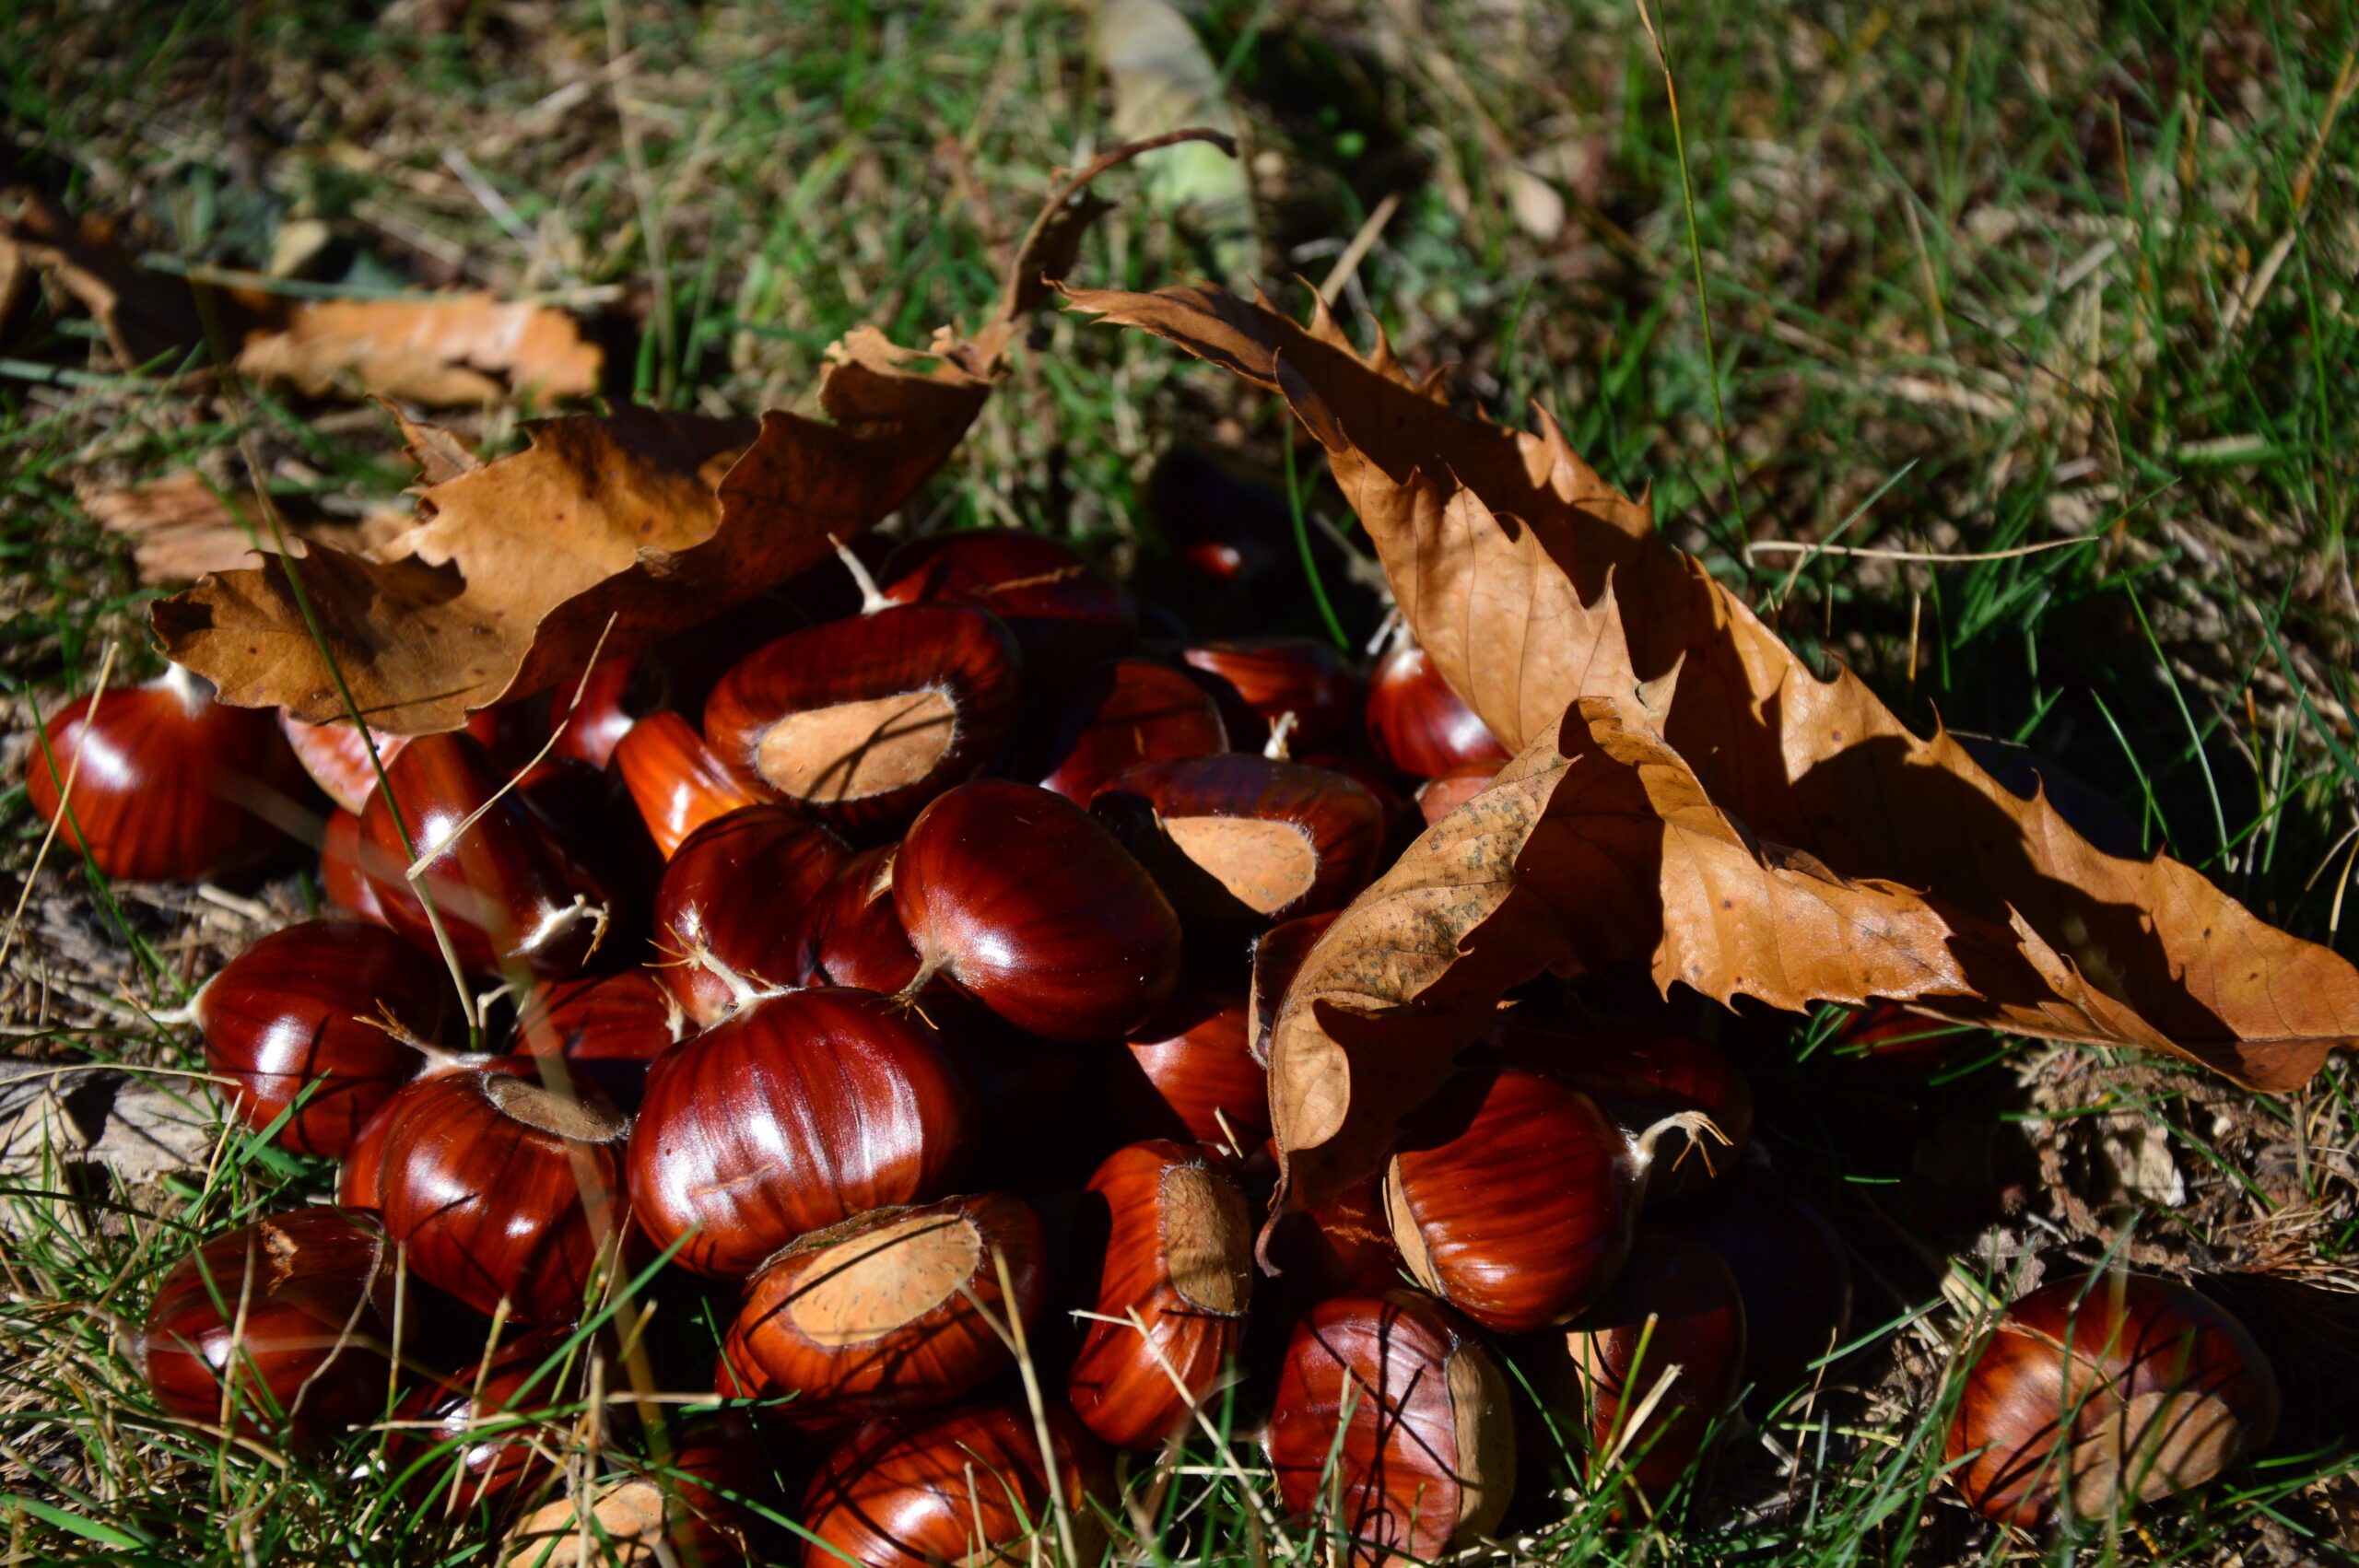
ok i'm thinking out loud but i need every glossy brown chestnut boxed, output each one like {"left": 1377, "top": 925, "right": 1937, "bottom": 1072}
{"left": 1383, "top": 1069, "right": 1701, "bottom": 1333}
{"left": 895, "top": 780, "right": 1182, "bottom": 1043}
{"left": 1946, "top": 1270, "right": 2280, "bottom": 1526}
{"left": 193, "top": 919, "right": 459, "bottom": 1156}
{"left": 511, "top": 969, "right": 687, "bottom": 1112}
{"left": 1483, "top": 1015, "right": 1753, "bottom": 1201}
{"left": 1557, "top": 1228, "right": 1747, "bottom": 1502}
{"left": 395, "top": 1325, "right": 581, "bottom": 1504}
{"left": 1266, "top": 1289, "right": 1515, "bottom": 1567}
{"left": 358, "top": 732, "right": 611, "bottom": 977}
{"left": 1685, "top": 1169, "right": 1851, "bottom": 1398}
{"left": 368, "top": 1061, "right": 630, "bottom": 1321}
{"left": 630, "top": 987, "right": 973, "bottom": 1279}
{"left": 1096, "top": 755, "right": 1385, "bottom": 928}
{"left": 614, "top": 711, "right": 761, "bottom": 860}
{"left": 1181, "top": 638, "right": 1360, "bottom": 754}
{"left": 1027, "top": 658, "right": 1227, "bottom": 803}
{"left": 883, "top": 527, "right": 1134, "bottom": 665}
{"left": 1363, "top": 640, "right": 1509, "bottom": 780}
{"left": 338, "top": 1096, "right": 400, "bottom": 1211}
{"left": 1414, "top": 758, "right": 1505, "bottom": 826}
{"left": 803, "top": 846, "right": 921, "bottom": 993}
{"left": 1110, "top": 995, "right": 1271, "bottom": 1149}
{"left": 282, "top": 706, "right": 524, "bottom": 815}
{"left": 549, "top": 656, "right": 651, "bottom": 769}
{"left": 320, "top": 807, "right": 392, "bottom": 924}
{"left": 704, "top": 591, "right": 1021, "bottom": 834}
{"left": 1249, "top": 909, "right": 1337, "bottom": 1065}
{"left": 650, "top": 805, "right": 851, "bottom": 1025}
{"left": 26, "top": 665, "right": 311, "bottom": 882}
{"left": 142, "top": 1205, "right": 397, "bottom": 1433}
{"left": 800, "top": 1403, "right": 1104, "bottom": 1568}
{"left": 716, "top": 1192, "right": 1046, "bottom": 1422}
{"left": 1068, "top": 1141, "right": 1253, "bottom": 1448}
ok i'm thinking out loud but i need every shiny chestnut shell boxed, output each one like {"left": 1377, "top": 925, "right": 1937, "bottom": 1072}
{"left": 142, "top": 1205, "right": 396, "bottom": 1433}
{"left": 1415, "top": 759, "right": 1505, "bottom": 825}
{"left": 1250, "top": 910, "right": 1338, "bottom": 1065}
{"left": 511, "top": 968, "right": 686, "bottom": 1112}
{"left": 651, "top": 804, "right": 851, "bottom": 1026}
{"left": 26, "top": 669, "right": 311, "bottom": 882}
{"left": 1946, "top": 1270, "right": 2280, "bottom": 1526}
{"left": 804, "top": 845, "right": 922, "bottom": 993}
{"left": 1267, "top": 1289, "right": 1515, "bottom": 1567}
{"left": 193, "top": 919, "right": 455, "bottom": 1156}
{"left": 895, "top": 780, "right": 1182, "bottom": 1043}
{"left": 629, "top": 987, "right": 973, "bottom": 1279}
{"left": 800, "top": 1403, "right": 1104, "bottom": 1568}
{"left": 704, "top": 603, "right": 1020, "bottom": 833}
{"left": 716, "top": 1191, "right": 1046, "bottom": 1423}
{"left": 1181, "top": 638, "right": 1360, "bottom": 754}
{"left": 613, "top": 710, "right": 760, "bottom": 860}
{"left": 1095, "top": 754, "right": 1385, "bottom": 928}
{"left": 1363, "top": 641, "right": 1508, "bottom": 780}
{"left": 320, "top": 808, "right": 391, "bottom": 924}
{"left": 1067, "top": 1141, "right": 1253, "bottom": 1448}
{"left": 549, "top": 656, "right": 649, "bottom": 769}
{"left": 1109, "top": 994, "right": 1271, "bottom": 1149}
{"left": 883, "top": 528, "right": 1133, "bottom": 665}
{"left": 1027, "top": 658, "right": 1227, "bottom": 803}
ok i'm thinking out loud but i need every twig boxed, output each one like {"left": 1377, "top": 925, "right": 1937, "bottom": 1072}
{"left": 1745, "top": 536, "right": 2099, "bottom": 566}
{"left": 1317, "top": 193, "right": 1399, "bottom": 306}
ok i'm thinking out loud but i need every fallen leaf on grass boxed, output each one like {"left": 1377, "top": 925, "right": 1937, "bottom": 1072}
{"left": 82, "top": 472, "right": 284, "bottom": 585}
{"left": 153, "top": 131, "right": 1235, "bottom": 733}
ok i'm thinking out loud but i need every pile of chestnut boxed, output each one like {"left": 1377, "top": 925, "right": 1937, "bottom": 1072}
{"left": 28, "top": 528, "right": 2284, "bottom": 1561}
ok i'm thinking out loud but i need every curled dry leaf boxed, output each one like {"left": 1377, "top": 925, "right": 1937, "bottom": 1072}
{"left": 153, "top": 131, "right": 1235, "bottom": 734}
{"left": 1070, "top": 282, "right": 2359, "bottom": 1210}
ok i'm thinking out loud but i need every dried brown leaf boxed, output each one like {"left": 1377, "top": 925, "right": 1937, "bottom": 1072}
{"left": 233, "top": 293, "right": 603, "bottom": 404}
{"left": 82, "top": 472, "right": 281, "bottom": 585}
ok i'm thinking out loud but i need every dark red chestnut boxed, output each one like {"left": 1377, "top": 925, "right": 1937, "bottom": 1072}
{"left": 704, "top": 555, "right": 1021, "bottom": 834}
{"left": 142, "top": 1206, "right": 397, "bottom": 1433}
{"left": 630, "top": 987, "right": 972, "bottom": 1279}
{"left": 192, "top": 919, "right": 461, "bottom": 1157}
{"left": 1556, "top": 1228, "right": 1747, "bottom": 1503}
{"left": 358, "top": 731, "right": 611, "bottom": 977}
{"left": 800, "top": 1403, "right": 1104, "bottom": 1568}
{"left": 26, "top": 665, "right": 311, "bottom": 882}
{"left": 1947, "top": 1270, "right": 2280, "bottom": 1526}
{"left": 282, "top": 705, "right": 527, "bottom": 815}
{"left": 895, "top": 780, "right": 1182, "bottom": 1043}
{"left": 1068, "top": 1141, "right": 1253, "bottom": 1448}
{"left": 1094, "top": 755, "right": 1384, "bottom": 928}
{"left": 1485, "top": 1016, "right": 1753, "bottom": 1201}
{"left": 883, "top": 527, "right": 1133, "bottom": 665}
{"left": 1267, "top": 1289, "right": 1515, "bottom": 1566}
{"left": 395, "top": 1325, "right": 581, "bottom": 1504}
{"left": 511, "top": 969, "right": 686, "bottom": 1112}
{"left": 717, "top": 1192, "right": 1046, "bottom": 1422}
{"left": 1383, "top": 1069, "right": 1716, "bottom": 1332}
{"left": 1109, "top": 995, "right": 1270, "bottom": 1150}
{"left": 1414, "top": 758, "right": 1505, "bottom": 826}
{"left": 1027, "top": 658, "right": 1227, "bottom": 804}
{"left": 803, "top": 846, "right": 921, "bottom": 993}
{"left": 549, "top": 656, "right": 651, "bottom": 769}
{"left": 650, "top": 805, "right": 850, "bottom": 1026}
{"left": 1249, "top": 909, "right": 1337, "bottom": 1065}
{"left": 1685, "top": 1170, "right": 1850, "bottom": 1399}
{"left": 1363, "top": 638, "right": 1508, "bottom": 780}
{"left": 614, "top": 710, "right": 760, "bottom": 860}
{"left": 320, "top": 808, "right": 391, "bottom": 924}
{"left": 1834, "top": 1000, "right": 1975, "bottom": 1073}
{"left": 368, "top": 1061, "right": 630, "bottom": 1321}
{"left": 1181, "top": 638, "right": 1360, "bottom": 755}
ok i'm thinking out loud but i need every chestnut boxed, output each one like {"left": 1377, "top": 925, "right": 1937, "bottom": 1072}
{"left": 1249, "top": 909, "right": 1337, "bottom": 1065}
{"left": 1109, "top": 994, "right": 1271, "bottom": 1150}
{"left": 1068, "top": 1141, "right": 1253, "bottom": 1448}
{"left": 358, "top": 731, "right": 611, "bottom": 978}
{"left": 548, "top": 655, "right": 651, "bottom": 769}
{"left": 1094, "top": 755, "right": 1385, "bottom": 928}
{"left": 895, "top": 780, "right": 1182, "bottom": 1043}
{"left": 1556, "top": 1227, "right": 1748, "bottom": 1504}
{"left": 26, "top": 664, "right": 311, "bottom": 882}
{"left": 395, "top": 1324, "right": 580, "bottom": 1504}
{"left": 367, "top": 1060, "right": 631, "bottom": 1321}
{"left": 630, "top": 987, "right": 973, "bottom": 1279}
{"left": 716, "top": 1191, "right": 1046, "bottom": 1422}
{"left": 1834, "top": 999, "right": 1973, "bottom": 1073}
{"left": 650, "top": 804, "right": 851, "bottom": 1026}
{"left": 1026, "top": 658, "right": 1227, "bottom": 804}
{"left": 192, "top": 919, "right": 461, "bottom": 1156}
{"left": 613, "top": 710, "right": 759, "bottom": 859}
{"left": 803, "top": 845, "right": 922, "bottom": 993}
{"left": 1266, "top": 1289, "right": 1515, "bottom": 1566}
{"left": 1946, "top": 1270, "right": 2280, "bottom": 1526}
{"left": 883, "top": 527, "right": 1134, "bottom": 665}
{"left": 1181, "top": 638, "right": 1360, "bottom": 754}
{"left": 320, "top": 807, "right": 391, "bottom": 924}
{"left": 511, "top": 968, "right": 687, "bottom": 1112}
{"left": 1383, "top": 1069, "right": 1715, "bottom": 1333}
{"left": 1363, "top": 638, "right": 1508, "bottom": 780}
{"left": 1685, "top": 1169, "right": 1851, "bottom": 1399}
{"left": 800, "top": 1403, "right": 1104, "bottom": 1568}
{"left": 143, "top": 1205, "right": 397, "bottom": 1433}
{"left": 280, "top": 710, "right": 413, "bottom": 816}
{"left": 1414, "top": 758, "right": 1505, "bottom": 826}
{"left": 704, "top": 555, "right": 1021, "bottom": 834}
{"left": 1485, "top": 1024, "right": 1753, "bottom": 1202}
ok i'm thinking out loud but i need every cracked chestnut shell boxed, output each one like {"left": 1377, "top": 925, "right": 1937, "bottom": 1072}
{"left": 800, "top": 1403, "right": 1105, "bottom": 1568}
{"left": 1095, "top": 755, "right": 1385, "bottom": 929}
{"left": 651, "top": 804, "right": 851, "bottom": 1026}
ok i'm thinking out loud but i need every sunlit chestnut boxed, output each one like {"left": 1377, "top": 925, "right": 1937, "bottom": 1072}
{"left": 320, "top": 808, "right": 391, "bottom": 924}
{"left": 650, "top": 805, "right": 850, "bottom": 1026}
{"left": 142, "top": 1205, "right": 398, "bottom": 1434}
{"left": 1555, "top": 1228, "right": 1747, "bottom": 1504}
{"left": 1108, "top": 995, "right": 1270, "bottom": 1150}
{"left": 358, "top": 731, "right": 612, "bottom": 977}
{"left": 613, "top": 710, "right": 760, "bottom": 860}
{"left": 280, "top": 711, "right": 414, "bottom": 816}
{"left": 1383, "top": 1069, "right": 1719, "bottom": 1332}
{"left": 803, "top": 846, "right": 921, "bottom": 993}
{"left": 1363, "top": 638, "right": 1508, "bottom": 780}
{"left": 25, "top": 664, "right": 311, "bottom": 882}
{"left": 1414, "top": 759, "right": 1504, "bottom": 825}
{"left": 394, "top": 1325, "right": 581, "bottom": 1504}
{"left": 1095, "top": 755, "right": 1384, "bottom": 928}
{"left": 1947, "top": 1270, "right": 2280, "bottom": 1526}
{"left": 1181, "top": 638, "right": 1360, "bottom": 754}
{"left": 800, "top": 1403, "right": 1105, "bottom": 1568}
{"left": 1266, "top": 1289, "right": 1515, "bottom": 1566}
{"left": 883, "top": 527, "right": 1134, "bottom": 665}
{"left": 367, "top": 1060, "right": 631, "bottom": 1321}
{"left": 1249, "top": 909, "right": 1337, "bottom": 1065}
{"left": 895, "top": 780, "right": 1181, "bottom": 1042}
{"left": 511, "top": 969, "right": 687, "bottom": 1112}
{"left": 630, "top": 987, "right": 973, "bottom": 1279}
{"left": 1485, "top": 1017, "right": 1753, "bottom": 1201}
{"left": 716, "top": 1192, "right": 1046, "bottom": 1422}
{"left": 549, "top": 656, "right": 655, "bottom": 769}
{"left": 1025, "top": 658, "right": 1227, "bottom": 803}
{"left": 704, "top": 554, "right": 1021, "bottom": 834}
{"left": 1067, "top": 1141, "right": 1253, "bottom": 1448}
{"left": 192, "top": 919, "right": 461, "bottom": 1156}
